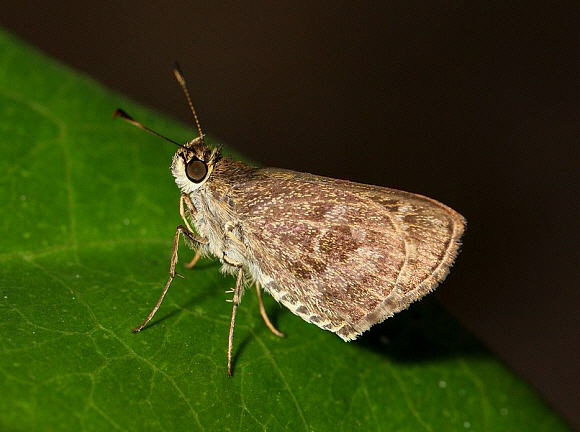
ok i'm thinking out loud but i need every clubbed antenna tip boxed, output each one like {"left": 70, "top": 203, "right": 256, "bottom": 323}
{"left": 113, "top": 108, "right": 188, "bottom": 150}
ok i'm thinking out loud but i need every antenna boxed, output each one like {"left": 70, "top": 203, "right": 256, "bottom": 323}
{"left": 112, "top": 109, "right": 189, "bottom": 151}
{"left": 173, "top": 62, "right": 204, "bottom": 140}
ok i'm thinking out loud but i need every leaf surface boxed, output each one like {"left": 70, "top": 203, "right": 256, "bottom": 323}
{"left": 0, "top": 28, "right": 571, "bottom": 432}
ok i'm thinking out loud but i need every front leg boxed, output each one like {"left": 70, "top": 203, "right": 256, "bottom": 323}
{"left": 132, "top": 224, "right": 208, "bottom": 333}
{"left": 179, "top": 192, "right": 197, "bottom": 234}
{"left": 180, "top": 193, "right": 204, "bottom": 269}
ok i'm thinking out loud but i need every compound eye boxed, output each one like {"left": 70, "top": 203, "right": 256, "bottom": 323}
{"left": 186, "top": 159, "right": 208, "bottom": 183}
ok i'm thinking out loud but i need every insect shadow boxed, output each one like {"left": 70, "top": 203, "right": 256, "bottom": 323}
{"left": 135, "top": 258, "right": 223, "bottom": 331}
{"left": 355, "top": 296, "right": 488, "bottom": 363}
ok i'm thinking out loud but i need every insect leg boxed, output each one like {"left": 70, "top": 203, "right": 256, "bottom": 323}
{"left": 131, "top": 225, "right": 208, "bottom": 333}
{"left": 184, "top": 248, "right": 202, "bottom": 269}
{"left": 179, "top": 193, "right": 197, "bottom": 233}
{"left": 228, "top": 267, "right": 244, "bottom": 376}
{"left": 255, "top": 282, "right": 285, "bottom": 338}
{"left": 180, "top": 193, "right": 203, "bottom": 269}
{"left": 222, "top": 251, "right": 243, "bottom": 267}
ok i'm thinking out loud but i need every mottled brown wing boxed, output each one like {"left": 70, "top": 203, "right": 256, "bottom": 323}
{"left": 231, "top": 168, "right": 465, "bottom": 341}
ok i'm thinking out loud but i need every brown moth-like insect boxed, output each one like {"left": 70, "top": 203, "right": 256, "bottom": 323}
{"left": 115, "top": 64, "right": 466, "bottom": 376}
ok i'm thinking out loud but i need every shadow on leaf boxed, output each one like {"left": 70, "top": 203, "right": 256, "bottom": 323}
{"left": 355, "top": 297, "right": 488, "bottom": 363}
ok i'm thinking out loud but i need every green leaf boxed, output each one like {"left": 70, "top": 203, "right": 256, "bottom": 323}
{"left": 0, "top": 28, "right": 571, "bottom": 432}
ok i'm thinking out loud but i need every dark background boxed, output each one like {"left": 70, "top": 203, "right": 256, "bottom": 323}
{"left": 2, "top": 2, "right": 578, "bottom": 428}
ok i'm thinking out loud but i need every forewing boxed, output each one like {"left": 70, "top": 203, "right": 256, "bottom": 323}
{"left": 232, "top": 168, "right": 465, "bottom": 340}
